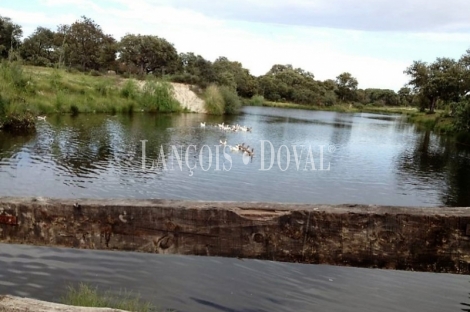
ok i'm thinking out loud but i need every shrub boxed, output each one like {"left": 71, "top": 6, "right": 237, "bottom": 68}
{"left": 0, "top": 62, "right": 29, "bottom": 91}
{"left": 249, "top": 95, "right": 265, "bottom": 106}
{"left": 322, "top": 92, "right": 336, "bottom": 107}
{"left": 203, "top": 85, "right": 224, "bottom": 115}
{"left": 120, "top": 79, "right": 139, "bottom": 99}
{"left": 453, "top": 101, "right": 470, "bottom": 132}
{"left": 220, "top": 86, "right": 241, "bottom": 114}
{"left": 139, "top": 79, "right": 181, "bottom": 113}
{"left": 89, "top": 69, "right": 102, "bottom": 76}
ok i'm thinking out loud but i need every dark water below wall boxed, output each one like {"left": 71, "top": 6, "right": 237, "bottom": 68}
{"left": 0, "top": 243, "right": 469, "bottom": 312}
{"left": 1, "top": 107, "right": 470, "bottom": 207}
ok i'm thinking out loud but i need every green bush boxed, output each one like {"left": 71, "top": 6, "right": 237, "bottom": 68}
{"left": 139, "top": 79, "right": 181, "bottom": 113}
{"left": 0, "top": 62, "right": 29, "bottom": 91}
{"left": 322, "top": 92, "right": 336, "bottom": 107}
{"left": 120, "top": 79, "right": 139, "bottom": 99}
{"left": 204, "top": 84, "right": 224, "bottom": 115}
{"left": 220, "top": 86, "right": 241, "bottom": 114}
{"left": 89, "top": 69, "right": 102, "bottom": 77}
{"left": 249, "top": 95, "right": 265, "bottom": 106}
{"left": 453, "top": 101, "right": 470, "bottom": 132}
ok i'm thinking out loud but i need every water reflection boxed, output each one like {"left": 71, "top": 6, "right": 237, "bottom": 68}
{"left": 0, "top": 107, "right": 469, "bottom": 206}
{"left": 396, "top": 129, "right": 470, "bottom": 207}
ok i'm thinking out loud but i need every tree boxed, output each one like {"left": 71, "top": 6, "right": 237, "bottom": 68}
{"left": 0, "top": 16, "right": 22, "bottom": 59}
{"left": 55, "top": 16, "right": 116, "bottom": 71}
{"left": 335, "top": 72, "right": 358, "bottom": 102}
{"left": 364, "top": 88, "right": 400, "bottom": 106}
{"left": 212, "top": 56, "right": 258, "bottom": 97}
{"left": 404, "top": 58, "right": 463, "bottom": 113}
{"left": 20, "top": 27, "right": 57, "bottom": 66}
{"left": 119, "top": 34, "right": 178, "bottom": 75}
{"left": 258, "top": 64, "right": 321, "bottom": 104}
{"left": 398, "top": 87, "right": 413, "bottom": 106}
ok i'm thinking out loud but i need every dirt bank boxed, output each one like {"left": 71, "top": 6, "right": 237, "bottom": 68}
{"left": 133, "top": 80, "right": 206, "bottom": 113}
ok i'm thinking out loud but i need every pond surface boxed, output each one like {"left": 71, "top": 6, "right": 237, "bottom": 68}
{"left": 1, "top": 107, "right": 470, "bottom": 312}
{"left": 1, "top": 106, "right": 469, "bottom": 206}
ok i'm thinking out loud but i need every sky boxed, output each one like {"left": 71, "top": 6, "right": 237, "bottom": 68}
{"left": 2, "top": 0, "right": 470, "bottom": 91}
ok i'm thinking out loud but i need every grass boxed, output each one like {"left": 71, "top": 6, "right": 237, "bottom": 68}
{"left": 261, "top": 100, "right": 418, "bottom": 114}
{"left": 0, "top": 62, "right": 183, "bottom": 118}
{"left": 203, "top": 84, "right": 225, "bottom": 115}
{"left": 62, "top": 283, "right": 162, "bottom": 312}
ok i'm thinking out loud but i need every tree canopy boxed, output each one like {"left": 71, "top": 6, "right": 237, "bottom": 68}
{"left": 119, "top": 34, "right": 178, "bottom": 75}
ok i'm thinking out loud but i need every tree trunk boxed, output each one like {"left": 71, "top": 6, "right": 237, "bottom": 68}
{"left": 429, "top": 97, "right": 437, "bottom": 113}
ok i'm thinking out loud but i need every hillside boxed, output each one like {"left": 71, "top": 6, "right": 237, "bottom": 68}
{"left": 1, "top": 64, "right": 206, "bottom": 116}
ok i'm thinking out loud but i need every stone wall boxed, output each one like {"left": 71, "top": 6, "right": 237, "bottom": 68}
{"left": 0, "top": 197, "right": 469, "bottom": 274}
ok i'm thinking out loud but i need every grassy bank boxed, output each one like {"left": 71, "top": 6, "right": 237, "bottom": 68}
{"left": 0, "top": 63, "right": 184, "bottom": 119}
{"left": 62, "top": 283, "right": 160, "bottom": 312}
{"left": 257, "top": 99, "right": 418, "bottom": 114}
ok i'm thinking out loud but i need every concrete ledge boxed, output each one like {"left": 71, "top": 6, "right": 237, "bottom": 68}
{"left": 0, "top": 295, "right": 126, "bottom": 311}
{"left": 1, "top": 197, "right": 470, "bottom": 274}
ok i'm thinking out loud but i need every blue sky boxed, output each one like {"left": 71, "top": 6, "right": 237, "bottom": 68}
{"left": 2, "top": 0, "right": 470, "bottom": 91}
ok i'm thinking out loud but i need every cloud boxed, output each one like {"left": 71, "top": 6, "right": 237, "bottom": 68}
{"left": 152, "top": 0, "right": 470, "bottom": 32}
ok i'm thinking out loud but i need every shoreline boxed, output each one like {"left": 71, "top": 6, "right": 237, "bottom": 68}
{"left": 254, "top": 101, "right": 470, "bottom": 141}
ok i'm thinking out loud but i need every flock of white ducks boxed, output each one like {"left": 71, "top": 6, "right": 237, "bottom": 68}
{"left": 199, "top": 121, "right": 254, "bottom": 157}
{"left": 201, "top": 122, "right": 252, "bottom": 133}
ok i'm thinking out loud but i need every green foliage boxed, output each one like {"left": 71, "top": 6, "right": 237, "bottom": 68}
{"left": 48, "top": 69, "right": 63, "bottom": 90}
{"left": 335, "top": 72, "right": 358, "bottom": 102}
{"left": 120, "top": 79, "right": 139, "bottom": 99}
{"left": 453, "top": 101, "right": 470, "bottom": 132}
{"left": 248, "top": 94, "right": 265, "bottom": 106}
{"left": 0, "top": 15, "right": 22, "bottom": 59}
{"left": 0, "top": 61, "right": 30, "bottom": 91}
{"left": 139, "top": 79, "right": 181, "bottom": 113}
{"left": 20, "top": 26, "right": 57, "bottom": 66}
{"left": 89, "top": 69, "right": 102, "bottom": 77}
{"left": 204, "top": 84, "right": 224, "bottom": 115}
{"left": 55, "top": 16, "right": 117, "bottom": 71}
{"left": 62, "top": 283, "right": 156, "bottom": 312}
{"left": 94, "top": 80, "right": 114, "bottom": 96}
{"left": 220, "top": 86, "right": 241, "bottom": 114}
{"left": 119, "top": 34, "right": 178, "bottom": 75}
{"left": 322, "top": 91, "right": 336, "bottom": 106}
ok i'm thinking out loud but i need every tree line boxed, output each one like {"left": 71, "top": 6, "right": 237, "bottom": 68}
{"left": 1, "top": 14, "right": 470, "bottom": 131}
{"left": 0, "top": 15, "right": 412, "bottom": 107}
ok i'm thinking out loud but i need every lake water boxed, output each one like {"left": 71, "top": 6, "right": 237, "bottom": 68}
{"left": 1, "top": 106, "right": 470, "bottom": 311}
{"left": 1, "top": 106, "right": 469, "bottom": 206}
